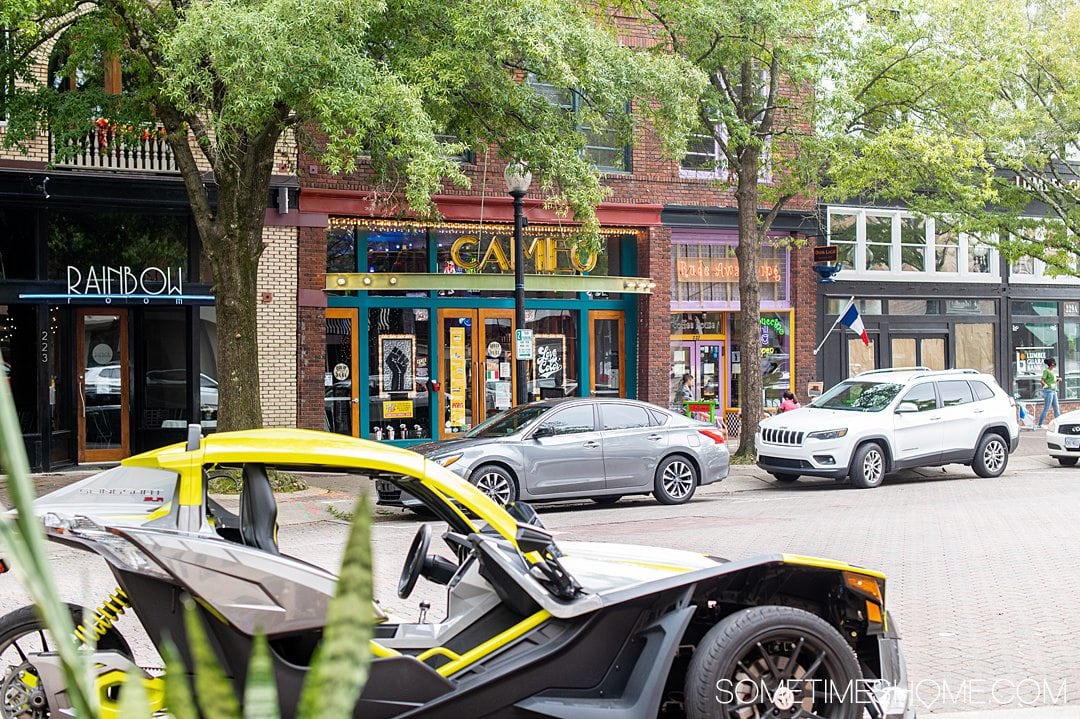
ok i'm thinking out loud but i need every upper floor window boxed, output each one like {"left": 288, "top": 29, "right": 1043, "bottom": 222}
{"left": 826, "top": 207, "right": 1000, "bottom": 280}
{"left": 679, "top": 114, "right": 772, "bottom": 182}
{"left": 48, "top": 29, "right": 128, "bottom": 96}
{"left": 526, "top": 75, "right": 630, "bottom": 173}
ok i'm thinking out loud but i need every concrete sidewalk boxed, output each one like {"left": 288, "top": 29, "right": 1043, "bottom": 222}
{"left": 929, "top": 708, "right": 1080, "bottom": 718}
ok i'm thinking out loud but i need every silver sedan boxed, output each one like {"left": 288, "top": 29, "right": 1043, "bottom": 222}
{"left": 382, "top": 398, "right": 729, "bottom": 508}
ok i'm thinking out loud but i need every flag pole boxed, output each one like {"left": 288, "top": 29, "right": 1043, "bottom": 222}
{"left": 813, "top": 296, "right": 855, "bottom": 356}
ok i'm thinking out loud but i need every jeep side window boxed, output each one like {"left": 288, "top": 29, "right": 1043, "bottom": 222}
{"left": 970, "top": 381, "right": 995, "bottom": 402}
{"left": 937, "top": 380, "right": 974, "bottom": 407}
{"left": 900, "top": 383, "right": 937, "bottom": 411}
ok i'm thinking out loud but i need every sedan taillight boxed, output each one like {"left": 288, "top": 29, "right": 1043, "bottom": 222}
{"left": 699, "top": 429, "right": 726, "bottom": 444}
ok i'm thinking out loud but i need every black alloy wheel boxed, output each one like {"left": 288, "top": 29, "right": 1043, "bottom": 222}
{"left": 684, "top": 605, "right": 863, "bottom": 719}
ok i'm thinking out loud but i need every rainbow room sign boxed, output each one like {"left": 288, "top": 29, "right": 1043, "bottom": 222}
{"left": 676, "top": 257, "right": 781, "bottom": 284}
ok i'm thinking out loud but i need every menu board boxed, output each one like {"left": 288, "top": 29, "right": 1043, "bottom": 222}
{"left": 449, "top": 327, "right": 466, "bottom": 428}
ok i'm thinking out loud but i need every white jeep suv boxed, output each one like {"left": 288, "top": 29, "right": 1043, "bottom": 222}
{"left": 756, "top": 368, "right": 1020, "bottom": 488}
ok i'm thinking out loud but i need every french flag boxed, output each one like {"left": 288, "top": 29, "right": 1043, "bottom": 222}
{"left": 839, "top": 302, "right": 871, "bottom": 346}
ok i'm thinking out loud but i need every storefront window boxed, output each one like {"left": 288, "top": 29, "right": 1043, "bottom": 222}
{"left": 591, "top": 313, "right": 623, "bottom": 397}
{"left": 1064, "top": 323, "right": 1080, "bottom": 400}
{"left": 848, "top": 338, "right": 876, "bottom": 376}
{"left": 1012, "top": 323, "right": 1058, "bottom": 401}
{"left": 366, "top": 229, "right": 427, "bottom": 273}
{"left": 826, "top": 298, "right": 883, "bottom": 315}
{"left": 0, "top": 305, "right": 38, "bottom": 432}
{"left": 48, "top": 212, "right": 190, "bottom": 281}
{"left": 199, "top": 307, "right": 218, "bottom": 428}
{"left": 527, "top": 310, "right": 578, "bottom": 398}
{"left": 368, "top": 308, "right": 431, "bottom": 440}
{"left": 141, "top": 309, "right": 189, "bottom": 429}
{"left": 325, "top": 313, "right": 354, "bottom": 436}
{"left": 1011, "top": 300, "right": 1058, "bottom": 316}
{"left": 0, "top": 208, "right": 37, "bottom": 280}
{"left": 728, "top": 313, "right": 791, "bottom": 409}
{"left": 327, "top": 227, "right": 357, "bottom": 273}
{"left": 956, "top": 324, "right": 995, "bottom": 375}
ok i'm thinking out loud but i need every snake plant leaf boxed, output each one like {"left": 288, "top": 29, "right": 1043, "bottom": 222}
{"left": 243, "top": 633, "right": 281, "bottom": 719}
{"left": 0, "top": 350, "right": 97, "bottom": 718}
{"left": 160, "top": 638, "right": 199, "bottom": 719}
{"left": 297, "top": 494, "right": 373, "bottom": 719}
{"left": 117, "top": 665, "right": 153, "bottom": 719}
{"left": 183, "top": 598, "right": 243, "bottom": 719}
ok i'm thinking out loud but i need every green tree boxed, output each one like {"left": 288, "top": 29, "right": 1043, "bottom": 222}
{"left": 631, "top": 0, "right": 992, "bottom": 458}
{"left": 1, "top": 0, "right": 703, "bottom": 430}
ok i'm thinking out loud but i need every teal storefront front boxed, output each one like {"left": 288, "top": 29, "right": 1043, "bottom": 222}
{"left": 321, "top": 218, "right": 653, "bottom": 446}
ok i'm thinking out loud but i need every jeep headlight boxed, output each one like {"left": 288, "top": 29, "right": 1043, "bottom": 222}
{"left": 807, "top": 428, "right": 848, "bottom": 440}
{"left": 435, "top": 454, "right": 462, "bottom": 468}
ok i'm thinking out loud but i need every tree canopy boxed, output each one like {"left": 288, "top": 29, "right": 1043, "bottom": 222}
{"left": 1, "top": 0, "right": 705, "bottom": 429}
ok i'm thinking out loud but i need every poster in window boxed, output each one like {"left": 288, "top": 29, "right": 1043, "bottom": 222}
{"left": 533, "top": 334, "right": 567, "bottom": 393}
{"left": 379, "top": 334, "right": 416, "bottom": 397}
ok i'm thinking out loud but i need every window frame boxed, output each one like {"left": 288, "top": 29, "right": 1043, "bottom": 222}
{"left": 526, "top": 75, "right": 632, "bottom": 174}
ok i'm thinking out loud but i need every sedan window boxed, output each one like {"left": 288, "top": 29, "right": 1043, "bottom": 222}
{"left": 601, "top": 403, "right": 651, "bottom": 430}
{"left": 937, "top": 380, "right": 973, "bottom": 407}
{"left": 900, "top": 384, "right": 937, "bottom": 411}
{"left": 538, "top": 404, "right": 595, "bottom": 435}
{"left": 466, "top": 404, "right": 550, "bottom": 438}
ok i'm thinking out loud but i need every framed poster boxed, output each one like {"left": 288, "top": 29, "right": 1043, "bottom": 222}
{"left": 533, "top": 334, "right": 567, "bottom": 393}
{"left": 379, "top": 334, "right": 416, "bottom": 396}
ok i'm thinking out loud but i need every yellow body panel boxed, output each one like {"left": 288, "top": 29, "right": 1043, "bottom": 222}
{"left": 121, "top": 429, "right": 520, "bottom": 542}
{"left": 781, "top": 553, "right": 887, "bottom": 580}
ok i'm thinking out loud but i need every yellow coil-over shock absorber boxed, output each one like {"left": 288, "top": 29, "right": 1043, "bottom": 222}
{"left": 74, "top": 588, "right": 130, "bottom": 645}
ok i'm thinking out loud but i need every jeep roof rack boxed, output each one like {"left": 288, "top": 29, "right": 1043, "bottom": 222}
{"left": 858, "top": 367, "right": 930, "bottom": 376}
{"left": 911, "top": 368, "right": 981, "bottom": 378}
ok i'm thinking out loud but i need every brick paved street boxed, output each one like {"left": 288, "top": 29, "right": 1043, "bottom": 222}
{"left": 1, "top": 429, "right": 1077, "bottom": 715}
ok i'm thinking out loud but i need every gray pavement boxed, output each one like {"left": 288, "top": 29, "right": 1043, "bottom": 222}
{"left": 2, "top": 428, "right": 1078, "bottom": 716}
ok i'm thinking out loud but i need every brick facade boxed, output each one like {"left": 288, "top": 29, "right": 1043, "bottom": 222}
{"left": 637, "top": 225, "right": 672, "bottom": 407}
{"left": 257, "top": 224, "right": 299, "bottom": 427}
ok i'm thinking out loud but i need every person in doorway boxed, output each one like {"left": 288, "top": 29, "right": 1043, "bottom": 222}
{"left": 674, "top": 373, "right": 693, "bottom": 406}
{"left": 1038, "top": 357, "right": 1060, "bottom": 428}
{"left": 779, "top": 391, "right": 801, "bottom": 413}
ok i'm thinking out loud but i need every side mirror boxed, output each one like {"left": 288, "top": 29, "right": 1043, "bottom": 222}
{"left": 532, "top": 425, "right": 555, "bottom": 439}
{"left": 515, "top": 523, "right": 555, "bottom": 554}
{"left": 507, "top": 501, "right": 545, "bottom": 528}
{"left": 895, "top": 401, "right": 919, "bottom": 414}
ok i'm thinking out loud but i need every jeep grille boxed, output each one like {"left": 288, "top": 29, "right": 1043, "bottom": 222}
{"left": 762, "top": 428, "right": 805, "bottom": 446}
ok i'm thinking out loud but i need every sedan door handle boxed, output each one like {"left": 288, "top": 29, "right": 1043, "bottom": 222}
{"left": 646, "top": 434, "right": 663, "bottom": 441}
{"left": 582, "top": 440, "right": 600, "bottom": 449}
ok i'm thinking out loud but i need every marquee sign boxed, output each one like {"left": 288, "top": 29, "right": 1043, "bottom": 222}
{"left": 448, "top": 235, "right": 598, "bottom": 274}
{"left": 67, "top": 266, "right": 185, "bottom": 297}
{"left": 675, "top": 257, "right": 782, "bottom": 283}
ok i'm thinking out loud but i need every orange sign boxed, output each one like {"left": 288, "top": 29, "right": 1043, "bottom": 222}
{"left": 676, "top": 258, "right": 781, "bottom": 283}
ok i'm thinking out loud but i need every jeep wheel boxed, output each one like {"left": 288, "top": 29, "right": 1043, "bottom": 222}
{"left": 684, "top": 605, "right": 863, "bottom": 719}
{"left": 849, "top": 442, "right": 886, "bottom": 489}
{"left": 1058, "top": 456, "right": 1079, "bottom": 467}
{"left": 770, "top": 472, "right": 800, "bottom": 483}
{"left": 972, "top": 433, "right": 1009, "bottom": 478}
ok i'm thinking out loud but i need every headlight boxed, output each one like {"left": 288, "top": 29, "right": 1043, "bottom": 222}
{"left": 1049, "top": 419, "right": 1059, "bottom": 433}
{"left": 44, "top": 515, "right": 171, "bottom": 580}
{"left": 435, "top": 454, "right": 462, "bottom": 467}
{"left": 807, "top": 428, "right": 848, "bottom": 440}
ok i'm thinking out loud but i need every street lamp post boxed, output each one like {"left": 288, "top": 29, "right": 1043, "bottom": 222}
{"left": 504, "top": 161, "right": 532, "bottom": 407}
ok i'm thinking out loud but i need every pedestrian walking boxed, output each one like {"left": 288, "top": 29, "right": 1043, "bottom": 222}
{"left": 1038, "top": 357, "right": 1060, "bottom": 428}
{"left": 779, "top": 391, "right": 802, "bottom": 413}
{"left": 674, "top": 373, "right": 693, "bottom": 406}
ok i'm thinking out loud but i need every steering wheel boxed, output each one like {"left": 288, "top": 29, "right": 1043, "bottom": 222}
{"left": 398, "top": 524, "right": 432, "bottom": 599}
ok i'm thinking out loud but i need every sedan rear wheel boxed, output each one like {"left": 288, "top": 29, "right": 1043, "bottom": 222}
{"left": 654, "top": 456, "right": 697, "bottom": 505}
{"left": 470, "top": 465, "right": 519, "bottom": 506}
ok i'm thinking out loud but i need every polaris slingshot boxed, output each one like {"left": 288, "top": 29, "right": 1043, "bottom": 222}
{"left": 0, "top": 428, "right": 914, "bottom": 718}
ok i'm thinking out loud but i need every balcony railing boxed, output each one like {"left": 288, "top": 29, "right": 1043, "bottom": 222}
{"left": 49, "top": 122, "right": 178, "bottom": 173}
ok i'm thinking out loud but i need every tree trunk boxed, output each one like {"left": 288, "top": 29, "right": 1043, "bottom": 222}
{"left": 733, "top": 151, "right": 763, "bottom": 461}
{"left": 165, "top": 123, "right": 278, "bottom": 432}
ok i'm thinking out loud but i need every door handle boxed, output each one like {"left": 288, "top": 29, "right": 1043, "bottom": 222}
{"left": 582, "top": 440, "right": 600, "bottom": 449}
{"left": 646, "top": 434, "right": 663, "bottom": 441}
{"left": 972, "top": 408, "right": 985, "bottom": 414}
{"left": 929, "top": 415, "right": 942, "bottom": 421}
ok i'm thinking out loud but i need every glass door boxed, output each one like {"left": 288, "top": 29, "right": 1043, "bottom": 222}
{"left": 479, "top": 309, "right": 516, "bottom": 422}
{"left": 590, "top": 311, "right": 625, "bottom": 397}
{"left": 440, "top": 309, "right": 476, "bottom": 437}
{"left": 325, "top": 309, "right": 359, "bottom": 436}
{"left": 76, "top": 309, "right": 129, "bottom": 462}
{"left": 439, "top": 308, "right": 517, "bottom": 438}
{"left": 670, "top": 341, "right": 694, "bottom": 410}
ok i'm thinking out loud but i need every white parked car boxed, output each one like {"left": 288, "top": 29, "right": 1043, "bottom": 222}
{"left": 756, "top": 368, "right": 1020, "bottom": 488}
{"left": 1046, "top": 410, "right": 1080, "bottom": 465}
